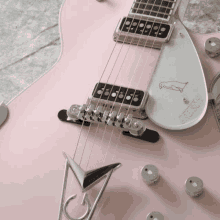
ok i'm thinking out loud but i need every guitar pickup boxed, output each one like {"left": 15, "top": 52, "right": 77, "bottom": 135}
{"left": 87, "top": 82, "right": 148, "bottom": 119}
{"left": 113, "top": 17, "right": 174, "bottom": 49}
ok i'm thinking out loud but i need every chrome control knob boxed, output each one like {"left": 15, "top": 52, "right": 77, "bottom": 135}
{"left": 205, "top": 37, "right": 220, "bottom": 58}
{"left": 146, "top": 212, "right": 164, "bottom": 220}
{"left": 141, "top": 164, "right": 159, "bottom": 185}
{"left": 185, "top": 176, "right": 204, "bottom": 197}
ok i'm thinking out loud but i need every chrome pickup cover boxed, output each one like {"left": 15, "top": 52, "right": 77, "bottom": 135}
{"left": 113, "top": 17, "right": 174, "bottom": 49}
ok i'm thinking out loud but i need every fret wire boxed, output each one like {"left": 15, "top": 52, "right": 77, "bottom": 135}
{"left": 131, "top": 0, "right": 177, "bottom": 19}
{"left": 133, "top": 3, "right": 174, "bottom": 10}
{"left": 131, "top": 7, "right": 173, "bottom": 16}
{"left": 133, "top": 1, "right": 175, "bottom": 7}
{"left": 132, "top": 4, "right": 174, "bottom": 15}
{"left": 131, "top": 11, "right": 171, "bottom": 19}
{"left": 135, "top": 0, "right": 176, "bottom": 4}
{"left": 133, "top": 3, "right": 175, "bottom": 11}
{"left": 133, "top": 0, "right": 176, "bottom": 10}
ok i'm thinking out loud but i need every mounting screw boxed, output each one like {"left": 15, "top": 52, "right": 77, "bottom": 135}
{"left": 183, "top": 97, "right": 189, "bottom": 104}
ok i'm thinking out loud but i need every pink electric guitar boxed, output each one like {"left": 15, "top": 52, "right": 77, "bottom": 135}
{"left": 1, "top": 0, "right": 220, "bottom": 219}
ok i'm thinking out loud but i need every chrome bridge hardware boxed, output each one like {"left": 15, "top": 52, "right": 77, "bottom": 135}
{"left": 113, "top": 17, "right": 174, "bottom": 49}
{"left": 62, "top": 152, "right": 121, "bottom": 220}
{"left": 90, "top": 82, "right": 148, "bottom": 119}
{"left": 66, "top": 104, "right": 159, "bottom": 142}
{"left": 58, "top": 104, "right": 159, "bottom": 143}
{"left": 58, "top": 109, "right": 91, "bottom": 126}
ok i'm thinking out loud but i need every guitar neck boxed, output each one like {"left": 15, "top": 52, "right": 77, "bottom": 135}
{"left": 129, "top": 0, "right": 178, "bottom": 23}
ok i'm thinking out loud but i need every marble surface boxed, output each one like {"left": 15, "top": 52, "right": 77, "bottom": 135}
{"left": 183, "top": 0, "right": 220, "bottom": 34}
{"left": 0, "top": 0, "right": 63, "bottom": 104}
{"left": 0, "top": 0, "right": 219, "bottom": 105}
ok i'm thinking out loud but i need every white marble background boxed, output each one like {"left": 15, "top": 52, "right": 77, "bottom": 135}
{"left": 0, "top": 0, "right": 63, "bottom": 104}
{"left": 0, "top": 0, "right": 219, "bottom": 104}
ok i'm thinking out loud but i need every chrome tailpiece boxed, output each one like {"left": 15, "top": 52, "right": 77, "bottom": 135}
{"left": 61, "top": 152, "right": 121, "bottom": 220}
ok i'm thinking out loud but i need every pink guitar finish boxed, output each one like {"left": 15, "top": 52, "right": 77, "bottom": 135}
{"left": 1, "top": 0, "right": 220, "bottom": 220}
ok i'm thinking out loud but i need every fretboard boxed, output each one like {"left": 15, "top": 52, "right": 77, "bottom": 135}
{"left": 130, "top": 0, "right": 177, "bottom": 22}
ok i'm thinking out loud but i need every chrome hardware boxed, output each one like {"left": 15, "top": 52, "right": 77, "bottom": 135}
{"left": 107, "top": 111, "right": 117, "bottom": 126}
{"left": 64, "top": 193, "right": 91, "bottom": 220}
{"left": 62, "top": 152, "right": 121, "bottom": 220}
{"left": 66, "top": 104, "right": 87, "bottom": 121}
{"left": 67, "top": 104, "right": 80, "bottom": 120}
{"left": 66, "top": 105, "right": 154, "bottom": 138}
{"left": 102, "top": 110, "right": 110, "bottom": 122}
{"left": 147, "top": 211, "right": 164, "bottom": 220}
{"left": 115, "top": 112, "right": 125, "bottom": 128}
{"left": 123, "top": 114, "right": 133, "bottom": 129}
{"left": 130, "top": 120, "right": 145, "bottom": 136}
{"left": 141, "top": 164, "right": 160, "bottom": 185}
{"left": 67, "top": 105, "right": 87, "bottom": 121}
{"left": 185, "top": 176, "right": 204, "bottom": 197}
{"left": 85, "top": 104, "right": 95, "bottom": 121}
{"left": 113, "top": 17, "right": 174, "bottom": 49}
{"left": 78, "top": 104, "right": 87, "bottom": 119}
{"left": 92, "top": 106, "right": 103, "bottom": 122}
{"left": 0, "top": 102, "right": 8, "bottom": 127}
{"left": 205, "top": 37, "right": 220, "bottom": 58}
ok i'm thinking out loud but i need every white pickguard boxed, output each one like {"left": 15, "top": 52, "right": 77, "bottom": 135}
{"left": 146, "top": 18, "right": 208, "bottom": 130}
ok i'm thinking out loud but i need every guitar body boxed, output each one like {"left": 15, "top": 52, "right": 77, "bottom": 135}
{"left": 1, "top": 0, "right": 220, "bottom": 220}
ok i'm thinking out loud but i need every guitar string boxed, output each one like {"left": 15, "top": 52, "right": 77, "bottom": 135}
{"left": 91, "top": 0, "right": 171, "bottom": 212}
{"left": 108, "top": 0, "right": 176, "bottom": 164}
{"left": 81, "top": 2, "right": 174, "bottom": 216}
{"left": 78, "top": 0, "right": 179, "bottom": 168}
{"left": 85, "top": 0, "right": 175, "bottom": 170}
{"left": 83, "top": 0, "right": 167, "bottom": 171}
{"left": 77, "top": 0, "right": 159, "bottom": 168}
{"left": 77, "top": 0, "right": 155, "bottom": 167}
{"left": 84, "top": 0, "right": 178, "bottom": 218}
{"left": 89, "top": 3, "right": 175, "bottom": 215}
{"left": 59, "top": 0, "right": 176, "bottom": 219}
{"left": 58, "top": 1, "right": 152, "bottom": 219}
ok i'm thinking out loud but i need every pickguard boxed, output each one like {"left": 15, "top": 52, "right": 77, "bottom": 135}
{"left": 146, "top": 18, "right": 208, "bottom": 130}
